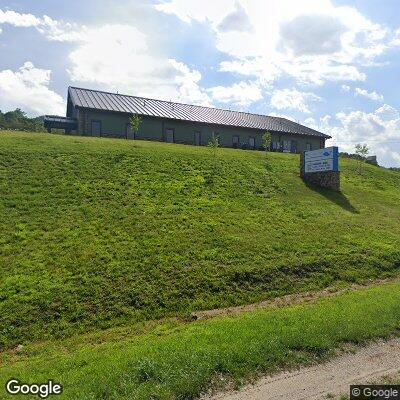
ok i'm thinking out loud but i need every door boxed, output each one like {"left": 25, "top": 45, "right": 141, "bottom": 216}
{"left": 232, "top": 135, "right": 239, "bottom": 148}
{"left": 166, "top": 128, "right": 174, "bottom": 143}
{"left": 249, "top": 137, "right": 255, "bottom": 149}
{"left": 91, "top": 120, "right": 101, "bottom": 137}
{"left": 291, "top": 140, "right": 297, "bottom": 153}
{"left": 194, "top": 131, "right": 201, "bottom": 146}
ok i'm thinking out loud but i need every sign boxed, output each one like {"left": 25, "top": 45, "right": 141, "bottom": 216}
{"left": 304, "top": 146, "right": 339, "bottom": 173}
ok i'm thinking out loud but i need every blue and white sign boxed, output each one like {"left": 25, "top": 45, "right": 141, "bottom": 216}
{"left": 305, "top": 146, "right": 339, "bottom": 173}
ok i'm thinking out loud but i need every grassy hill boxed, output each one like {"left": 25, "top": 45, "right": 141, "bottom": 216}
{"left": 1, "top": 131, "right": 400, "bottom": 349}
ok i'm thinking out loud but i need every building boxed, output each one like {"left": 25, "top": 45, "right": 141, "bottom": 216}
{"left": 366, "top": 155, "right": 378, "bottom": 166}
{"left": 44, "top": 87, "right": 331, "bottom": 152}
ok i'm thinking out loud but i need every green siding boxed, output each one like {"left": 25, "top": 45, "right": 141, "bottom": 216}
{"left": 84, "top": 110, "right": 128, "bottom": 138}
{"left": 77, "top": 109, "right": 325, "bottom": 152}
{"left": 139, "top": 118, "right": 163, "bottom": 141}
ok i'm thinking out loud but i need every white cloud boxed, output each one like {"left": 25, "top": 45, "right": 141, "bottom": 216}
{"left": 0, "top": 8, "right": 213, "bottom": 106}
{"left": 37, "top": 15, "right": 86, "bottom": 42}
{"left": 217, "top": 2, "right": 252, "bottom": 33}
{"left": 390, "top": 28, "right": 400, "bottom": 46}
{"left": 270, "top": 88, "right": 321, "bottom": 113}
{"left": 155, "top": 0, "right": 233, "bottom": 25}
{"left": 0, "top": 62, "right": 65, "bottom": 115}
{"left": 219, "top": 58, "right": 281, "bottom": 86}
{"left": 375, "top": 104, "right": 399, "bottom": 120}
{"left": 354, "top": 87, "right": 383, "bottom": 101}
{"left": 304, "top": 116, "right": 317, "bottom": 126}
{"left": 168, "top": 59, "right": 212, "bottom": 106}
{"left": 67, "top": 24, "right": 211, "bottom": 105}
{"left": 341, "top": 84, "right": 351, "bottom": 92}
{"left": 0, "top": 9, "right": 40, "bottom": 27}
{"left": 4, "top": 4, "right": 396, "bottom": 112}
{"left": 268, "top": 112, "right": 297, "bottom": 122}
{"left": 280, "top": 14, "right": 346, "bottom": 56}
{"left": 281, "top": 59, "right": 366, "bottom": 86}
{"left": 308, "top": 106, "right": 400, "bottom": 167}
{"left": 207, "top": 81, "right": 262, "bottom": 107}
{"left": 155, "top": 0, "right": 392, "bottom": 87}
{"left": 0, "top": 8, "right": 85, "bottom": 42}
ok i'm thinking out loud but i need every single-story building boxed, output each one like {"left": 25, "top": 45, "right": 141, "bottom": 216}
{"left": 44, "top": 87, "right": 331, "bottom": 152}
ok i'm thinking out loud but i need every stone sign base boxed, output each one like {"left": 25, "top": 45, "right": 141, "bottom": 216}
{"left": 300, "top": 152, "right": 340, "bottom": 191}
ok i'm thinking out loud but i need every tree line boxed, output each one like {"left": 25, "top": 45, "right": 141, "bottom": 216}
{"left": 0, "top": 109, "right": 46, "bottom": 132}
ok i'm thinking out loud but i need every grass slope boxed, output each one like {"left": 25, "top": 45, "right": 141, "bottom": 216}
{"left": 1, "top": 131, "right": 400, "bottom": 349}
{"left": 1, "top": 280, "right": 400, "bottom": 399}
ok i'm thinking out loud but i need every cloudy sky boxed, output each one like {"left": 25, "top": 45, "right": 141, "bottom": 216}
{"left": 1, "top": 0, "right": 400, "bottom": 166}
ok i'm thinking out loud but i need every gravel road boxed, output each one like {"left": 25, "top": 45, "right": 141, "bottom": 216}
{"left": 206, "top": 338, "right": 400, "bottom": 400}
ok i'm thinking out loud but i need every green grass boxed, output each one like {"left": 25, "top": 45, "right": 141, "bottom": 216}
{"left": 1, "top": 280, "right": 400, "bottom": 399}
{"left": 1, "top": 131, "right": 400, "bottom": 350}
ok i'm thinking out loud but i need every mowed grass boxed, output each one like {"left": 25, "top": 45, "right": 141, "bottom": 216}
{"left": 2, "top": 281, "right": 400, "bottom": 399}
{"left": 1, "top": 131, "right": 400, "bottom": 349}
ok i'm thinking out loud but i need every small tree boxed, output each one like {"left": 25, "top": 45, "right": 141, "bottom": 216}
{"left": 354, "top": 143, "right": 369, "bottom": 174}
{"left": 262, "top": 132, "right": 272, "bottom": 156}
{"left": 129, "top": 114, "right": 142, "bottom": 139}
{"left": 208, "top": 135, "right": 220, "bottom": 165}
{"left": 207, "top": 135, "right": 219, "bottom": 150}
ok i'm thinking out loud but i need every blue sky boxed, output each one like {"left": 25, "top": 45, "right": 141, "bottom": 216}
{"left": 0, "top": 0, "right": 400, "bottom": 166}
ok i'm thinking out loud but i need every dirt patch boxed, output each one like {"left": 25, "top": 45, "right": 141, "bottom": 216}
{"left": 192, "top": 278, "right": 397, "bottom": 320}
{"left": 204, "top": 338, "right": 400, "bottom": 400}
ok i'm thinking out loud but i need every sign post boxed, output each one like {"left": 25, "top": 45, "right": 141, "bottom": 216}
{"left": 300, "top": 146, "right": 340, "bottom": 191}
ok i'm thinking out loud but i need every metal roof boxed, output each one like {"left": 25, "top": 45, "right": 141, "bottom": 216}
{"left": 44, "top": 115, "right": 77, "bottom": 124}
{"left": 44, "top": 115, "right": 78, "bottom": 130}
{"left": 68, "top": 87, "right": 330, "bottom": 139}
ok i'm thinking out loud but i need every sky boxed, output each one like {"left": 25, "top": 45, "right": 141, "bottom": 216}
{"left": 0, "top": 0, "right": 400, "bottom": 167}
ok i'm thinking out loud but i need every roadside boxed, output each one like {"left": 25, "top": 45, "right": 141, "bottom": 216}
{"left": 205, "top": 338, "right": 400, "bottom": 400}
{"left": 2, "top": 280, "right": 400, "bottom": 399}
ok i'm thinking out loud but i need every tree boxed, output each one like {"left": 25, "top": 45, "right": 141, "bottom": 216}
{"left": 207, "top": 135, "right": 219, "bottom": 150}
{"left": 262, "top": 132, "right": 272, "bottom": 156}
{"left": 208, "top": 135, "right": 220, "bottom": 166}
{"left": 129, "top": 114, "right": 142, "bottom": 139}
{"left": 354, "top": 143, "right": 369, "bottom": 174}
{"left": 4, "top": 108, "right": 26, "bottom": 123}
{"left": 0, "top": 109, "right": 45, "bottom": 132}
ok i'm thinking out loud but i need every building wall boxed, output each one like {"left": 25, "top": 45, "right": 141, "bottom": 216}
{"left": 77, "top": 108, "right": 325, "bottom": 152}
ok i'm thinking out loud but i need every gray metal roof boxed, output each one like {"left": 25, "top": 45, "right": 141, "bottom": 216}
{"left": 68, "top": 87, "right": 330, "bottom": 138}
{"left": 44, "top": 115, "right": 77, "bottom": 124}
{"left": 44, "top": 115, "right": 78, "bottom": 130}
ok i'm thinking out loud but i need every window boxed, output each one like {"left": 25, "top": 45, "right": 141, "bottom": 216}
{"left": 91, "top": 120, "right": 101, "bottom": 136}
{"left": 232, "top": 135, "right": 239, "bottom": 148}
{"left": 165, "top": 128, "right": 174, "bottom": 143}
{"left": 306, "top": 143, "right": 312, "bottom": 151}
